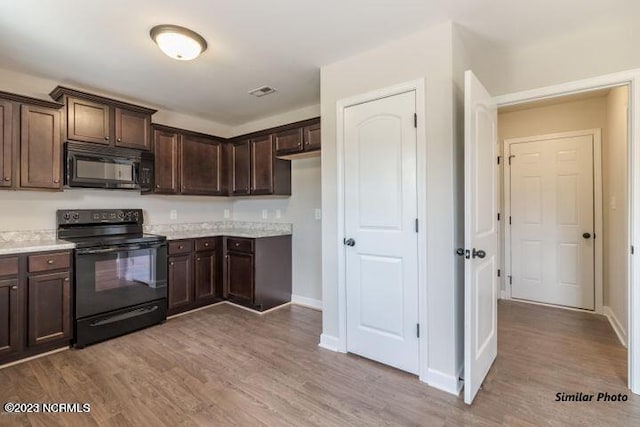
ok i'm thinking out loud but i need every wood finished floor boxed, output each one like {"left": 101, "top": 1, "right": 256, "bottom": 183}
{"left": 1, "top": 300, "right": 640, "bottom": 426}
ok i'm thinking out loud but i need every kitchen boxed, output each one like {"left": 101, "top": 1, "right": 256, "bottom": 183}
{"left": 2, "top": 1, "right": 640, "bottom": 425}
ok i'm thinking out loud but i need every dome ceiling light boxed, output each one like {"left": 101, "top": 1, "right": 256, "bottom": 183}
{"left": 150, "top": 24, "right": 207, "bottom": 61}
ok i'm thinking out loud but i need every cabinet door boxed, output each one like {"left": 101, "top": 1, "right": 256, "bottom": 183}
{"left": 195, "top": 251, "right": 219, "bottom": 304}
{"left": 180, "top": 135, "right": 224, "bottom": 195}
{"left": 115, "top": 108, "right": 151, "bottom": 151}
{"left": 66, "top": 97, "right": 111, "bottom": 145}
{"left": 274, "top": 128, "right": 303, "bottom": 156}
{"left": 231, "top": 140, "right": 251, "bottom": 195}
{"left": 28, "top": 271, "right": 71, "bottom": 347}
{"left": 153, "top": 129, "right": 180, "bottom": 194}
{"left": 168, "top": 254, "right": 193, "bottom": 313}
{"left": 0, "top": 100, "right": 12, "bottom": 188}
{"left": 226, "top": 252, "right": 254, "bottom": 303}
{"left": 20, "top": 105, "right": 62, "bottom": 190}
{"left": 304, "top": 122, "right": 321, "bottom": 151}
{"left": 250, "top": 135, "right": 274, "bottom": 195}
{"left": 0, "top": 279, "right": 20, "bottom": 358}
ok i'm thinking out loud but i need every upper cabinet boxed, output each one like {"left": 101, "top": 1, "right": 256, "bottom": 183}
{"left": 231, "top": 135, "right": 291, "bottom": 196}
{"left": 50, "top": 86, "right": 156, "bottom": 151}
{"left": 0, "top": 91, "right": 64, "bottom": 192}
{"left": 274, "top": 118, "right": 321, "bottom": 158}
{"left": 151, "top": 124, "right": 227, "bottom": 196}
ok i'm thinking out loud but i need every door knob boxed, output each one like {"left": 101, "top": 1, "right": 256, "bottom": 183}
{"left": 472, "top": 248, "right": 486, "bottom": 259}
{"left": 344, "top": 238, "right": 356, "bottom": 247}
{"left": 582, "top": 233, "right": 592, "bottom": 239}
{"left": 456, "top": 248, "right": 465, "bottom": 257}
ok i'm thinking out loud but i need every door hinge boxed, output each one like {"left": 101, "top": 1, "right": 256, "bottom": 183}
{"left": 415, "top": 218, "right": 419, "bottom": 233}
{"left": 509, "top": 216, "right": 512, "bottom": 225}
{"left": 508, "top": 155, "right": 515, "bottom": 165}
{"left": 632, "top": 245, "right": 635, "bottom": 255}
{"left": 497, "top": 213, "right": 501, "bottom": 221}
{"left": 593, "top": 233, "right": 596, "bottom": 240}
{"left": 497, "top": 156, "right": 501, "bottom": 165}
{"left": 509, "top": 275, "right": 513, "bottom": 285}
{"left": 414, "top": 113, "right": 417, "bottom": 128}
{"left": 416, "top": 323, "right": 420, "bottom": 338}
{"left": 497, "top": 269, "right": 501, "bottom": 277}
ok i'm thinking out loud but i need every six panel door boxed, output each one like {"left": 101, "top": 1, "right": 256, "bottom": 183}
{"left": 27, "top": 271, "right": 71, "bottom": 346}
{"left": 20, "top": 105, "right": 62, "bottom": 190}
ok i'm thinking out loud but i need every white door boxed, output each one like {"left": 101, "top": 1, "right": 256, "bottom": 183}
{"left": 464, "top": 70, "right": 499, "bottom": 404}
{"left": 344, "top": 90, "right": 419, "bottom": 375}
{"left": 509, "top": 134, "right": 595, "bottom": 309}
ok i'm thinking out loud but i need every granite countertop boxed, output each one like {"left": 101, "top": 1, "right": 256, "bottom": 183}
{"left": 0, "top": 230, "right": 75, "bottom": 255}
{"left": 146, "top": 221, "right": 293, "bottom": 241}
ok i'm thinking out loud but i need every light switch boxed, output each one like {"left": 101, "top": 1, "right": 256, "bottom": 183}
{"left": 261, "top": 209, "right": 268, "bottom": 219}
{"left": 610, "top": 196, "right": 617, "bottom": 210}
{"left": 315, "top": 209, "right": 322, "bottom": 220}
{"left": 224, "top": 209, "right": 231, "bottom": 219}
{"left": 275, "top": 209, "right": 282, "bottom": 219}
{"left": 170, "top": 209, "right": 178, "bottom": 220}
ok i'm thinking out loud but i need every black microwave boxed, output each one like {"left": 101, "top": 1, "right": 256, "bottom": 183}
{"left": 65, "top": 142, "right": 153, "bottom": 192}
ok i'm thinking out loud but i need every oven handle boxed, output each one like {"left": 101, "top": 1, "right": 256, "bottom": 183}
{"left": 76, "top": 242, "right": 165, "bottom": 255}
{"left": 89, "top": 305, "right": 159, "bottom": 327}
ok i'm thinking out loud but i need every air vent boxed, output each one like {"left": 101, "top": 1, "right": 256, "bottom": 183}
{"left": 248, "top": 85, "right": 277, "bottom": 97}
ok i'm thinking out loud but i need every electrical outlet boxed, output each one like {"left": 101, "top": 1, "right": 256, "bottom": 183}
{"left": 224, "top": 209, "right": 231, "bottom": 219}
{"left": 275, "top": 209, "right": 281, "bottom": 219}
{"left": 170, "top": 209, "right": 178, "bottom": 220}
{"left": 261, "top": 209, "right": 268, "bottom": 219}
{"left": 315, "top": 209, "right": 322, "bottom": 220}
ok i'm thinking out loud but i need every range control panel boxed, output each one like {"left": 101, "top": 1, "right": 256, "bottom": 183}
{"left": 56, "top": 209, "right": 143, "bottom": 225}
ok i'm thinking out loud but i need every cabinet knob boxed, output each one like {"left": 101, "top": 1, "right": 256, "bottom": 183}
{"left": 105, "top": 136, "right": 110, "bottom": 141}
{"left": 197, "top": 257, "right": 201, "bottom": 261}
{"left": 178, "top": 245, "right": 183, "bottom": 249}
{"left": 204, "top": 243, "right": 209, "bottom": 247}
{"left": 156, "top": 184, "right": 160, "bottom": 188}
{"left": 47, "top": 259, "right": 54, "bottom": 265}
{"left": 64, "top": 278, "right": 69, "bottom": 282}
{"left": 117, "top": 138, "right": 122, "bottom": 142}
{"left": 170, "top": 262, "right": 174, "bottom": 266}
{"left": 234, "top": 243, "right": 240, "bottom": 247}
{"left": 3, "top": 177, "right": 9, "bottom": 181}
{"left": 53, "top": 179, "right": 60, "bottom": 184}
{"left": 11, "top": 285, "right": 17, "bottom": 290}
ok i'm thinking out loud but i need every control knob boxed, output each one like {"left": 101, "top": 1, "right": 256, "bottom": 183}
{"left": 72, "top": 212, "right": 80, "bottom": 220}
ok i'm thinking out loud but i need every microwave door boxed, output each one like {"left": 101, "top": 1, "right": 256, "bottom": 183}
{"left": 69, "top": 154, "right": 139, "bottom": 189}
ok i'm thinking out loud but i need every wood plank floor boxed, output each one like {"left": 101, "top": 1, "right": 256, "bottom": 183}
{"left": 1, "top": 300, "right": 640, "bottom": 426}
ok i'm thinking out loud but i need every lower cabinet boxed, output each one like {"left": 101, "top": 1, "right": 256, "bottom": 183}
{"left": 0, "top": 251, "right": 72, "bottom": 366}
{"left": 167, "top": 237, "right": 222, "bottom": 316}
{"left": 223, "top": 235, "right": 292, "bottom": 312}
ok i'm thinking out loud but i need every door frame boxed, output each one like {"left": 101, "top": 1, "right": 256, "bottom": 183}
{"left": 502, "top": 129, "right": 604, "bottom": 313}
{"left": 335, "top": 79, "right": 428, "bottom": 382}
{"left": 493, "top": 68, "right": 640, "bottom": 394}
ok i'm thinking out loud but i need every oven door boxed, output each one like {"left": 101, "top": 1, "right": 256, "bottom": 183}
{"left": 75, "top": 242, "right": 167, "bottom": 319}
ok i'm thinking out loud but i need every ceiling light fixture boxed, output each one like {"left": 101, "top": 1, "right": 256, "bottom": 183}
{"left": 150, "top": 24, "right": 207, "bottom": 61}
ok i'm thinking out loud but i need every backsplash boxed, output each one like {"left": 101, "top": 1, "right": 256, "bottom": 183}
{"left": 0, "top": 229, "right": 59, "bottom": 243}
{"left": 144, "top": 221, "right": 292, "bottom": 235}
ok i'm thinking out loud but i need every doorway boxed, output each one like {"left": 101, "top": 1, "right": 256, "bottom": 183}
{"left": 464, "top": 69, "right": 638, "bottom": 404}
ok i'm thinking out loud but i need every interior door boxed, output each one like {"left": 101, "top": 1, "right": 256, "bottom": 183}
{"left": 509, "top": 134, "right": 595, "bottom": 309}
{"left": 464, "top": 70, "right": 499, "bottom": 404}
{"left": 344, "top": 90, "right": 419, "bottom": 375}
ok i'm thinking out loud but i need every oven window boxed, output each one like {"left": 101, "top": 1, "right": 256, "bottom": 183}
{"left": 76, "top": 159, "right": 134, "bottom": 182}
{"left": 94, "top": 251, "right": 156, "bottom": 292}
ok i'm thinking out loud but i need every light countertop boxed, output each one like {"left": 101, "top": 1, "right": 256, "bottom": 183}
{"left": 0, "top": 239, "right": 75, "bottom": 256}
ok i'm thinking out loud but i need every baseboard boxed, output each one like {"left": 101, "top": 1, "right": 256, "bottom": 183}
{"left": 291, "top": 295, "right": 323, "bottom": 311}
{"left": 319, "top": 333, "right": 340, "bottom": 352}
{"left": 0, "top": 346, "right": 69, "bottom": 370}
{"left": 500, "top": 290, "right": 506, "bottom": 299}
{"left": 604, "top": 306, "right": 628, "bottom": 347}
{"left": 425, "top": 367, "right": 463, "bottom": 396}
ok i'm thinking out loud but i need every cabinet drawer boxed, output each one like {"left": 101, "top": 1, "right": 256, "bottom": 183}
{"left": 195, "top": 237, "right": 217, "bottom": 252}
{"left": 226, "top": 238, "right": 253, "bottom": 253}
{"left": 0, "top": 257, "right": 19, "bottom": 277}
{"left": 168, "top": 240, "right": 193, "bottom": 255}
{"left": 28, "top": 252, "right": 70, "bottom": 273}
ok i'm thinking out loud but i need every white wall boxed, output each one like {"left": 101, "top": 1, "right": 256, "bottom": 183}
{"left": 320, "top": 21, "right": 461, "bottom": 393}
{"left": 604, "top": 86, "right": 629, "bottom": 344}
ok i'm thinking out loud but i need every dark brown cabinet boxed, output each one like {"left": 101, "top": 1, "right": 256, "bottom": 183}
{"left": 20, "top": 105, "right": 62, "bottom": 190}
{"left": 27, "top": 271, "right": 71, "bottom": 346}
{"left": 152, "top": 124, "right": 227, "bottom": 196}
{"left": 50, "top": 86, "right": 156, "bottom": 151}
{"left": 0, "top": 100, "right": 13, "bottom": 188}
{"left": 167, "top": 237, "right": 222, "bottom": 316}
{"left": 0, "top": 91, "right": 64, "bottom": 192}
{"left": 230, "top": 135, "right": 291, "bottom": 196}
{"left": 181, "top": 135, "right": 225, "bottom": 195}
{"left": 0, "top": 251, "right": 72, "bottom": 366}
{"left": 223, "top": 235, "right": 291, "bottom": 311}
{"left": 274, "top": 118, "right": 321, "bottom": 158}
{"left": 152, "top": 128, "right": 180, "bottom": 194}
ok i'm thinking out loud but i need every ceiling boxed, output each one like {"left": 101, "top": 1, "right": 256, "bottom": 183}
{"left": 0, "top": 0, "right": 636, "bottom": 125}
